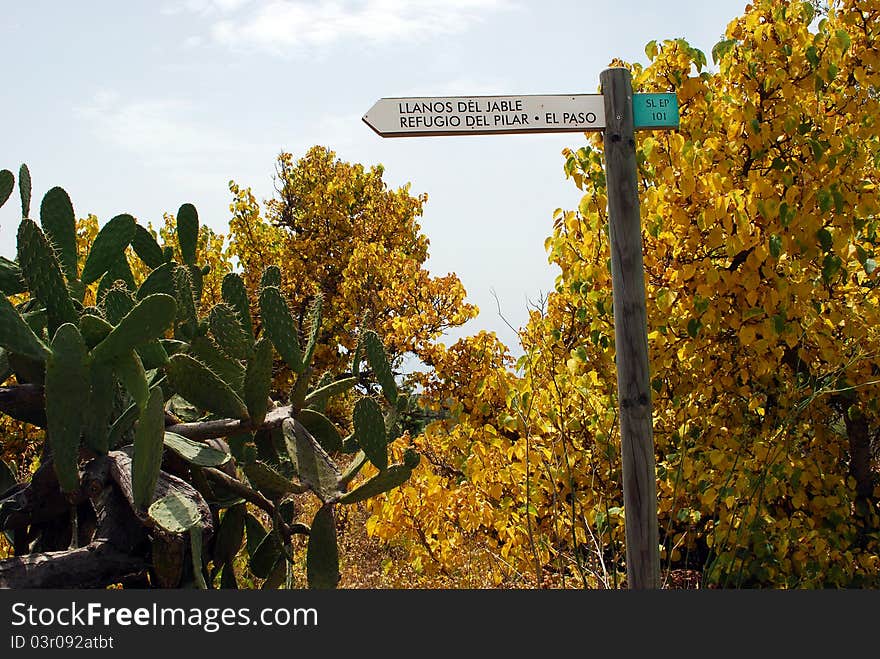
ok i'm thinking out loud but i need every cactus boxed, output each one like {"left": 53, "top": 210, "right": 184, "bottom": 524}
{"left": 18, "top": 163, "right": 31, "bottom": 217}
{"left": 306, "top": 504, "right": 339, "bottom": 589}
{"left": 91, "top": 293, "right": 177, "bottom": 363}
{"left": 260, "top": 264, "right": 281, "bottom": 289}
{"left": 299, "top": 408, "right": 343, "bottom": 453}
{"left": 165, "top": 353, "right": 248, "bottom": 419}
{"left": 176, "top": 203, "right": 199, "bottom": 266}
{"left": 243, "top": 461, "right": 299, "bottom": 499}
{"left": 148, "top": 491, "right": 207, "bottom": 589}
{"left": 45, "top": 323, "right": 90, "bottom": 493}
{"left": 283, "top": 418, "right": 340, "bottom": 502}
{"left": 0, "top": 256, "right": 26, "bottom": 295}
{"left": 163, "top": 431, "right": 231, "bottom": 467}
{"left": 97, "top": 254, "right": 137, "bottom": 301}
{"left": 136, "top": 261, "right": 176, "bottom": 300}
{"left": 243, "top": 337, "right": 272, "bottom": 426}
{"left": 172, "top": 265, "right": 199, "bottom": 340}
{"left": 17, "top": 218, "right": 78, "bottom": 334}
{"left": 250, "top": 528, "right": 283, "bottom": 580}
{"left": 83, "top": 361, "right": 115, "bottom": 454}
{"left": 363, "top": 330, "right": 397, "bottom": 405}
{"left": 102, "top": 283, "right": 134, "bottom": 325}
{"left": 130, "top": 224, "right": 166, "bottom": 269}
{"left": 208, "top": 302, "right": 253, "bottom": 360}
{"left": 221, "top": 272, "right": 254, "bottom": 343}
{"left": 0, "top": 172, "right": 419, "bottom": 590}
{"left": 39, "top": 187, "right": 79, "bottom": 281}
{"left": 338, "top": 461, "right": 418, "bottom": 505}
{"left": 304, "top": 375, "right": 358, "bottom": 409}
{"left": 80, "top": 213, "right": 136, "bottom": 285}
{"left": 212, "top": 503, "right": 246, "bottom": 570}
{"left": 353, "top": 396, "right": 388, "bottom": 471}
{"left": 0, "top": 169, "right": 13, "bottom": 209}
{"left": 132, "top": 386, "right": 165, "bottom": 510}
{"left": 302, "top": 294, "right": 323, "bottom": 369}
{"left": 0, "top": 294, "right": 50, "bottom": 361}
{"left": 113, "top": 350, "right": 149, "bottom": 410}
{"left": 259, "top": 285, "right": 303, "bottom": 373}
{"left": 188, "top": 335, "right": 245, "bottom": 393}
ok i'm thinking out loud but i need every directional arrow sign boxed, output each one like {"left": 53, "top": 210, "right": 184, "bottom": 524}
{"left": 363, "top": 94, "right": 606, "bottom": 137}
{"left": 363, "top": 93, "right": 680, "bottom": 137}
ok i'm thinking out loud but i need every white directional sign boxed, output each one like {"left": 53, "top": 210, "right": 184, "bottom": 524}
{"left": 363, "top": 94, "right": 606, "bottom": 137}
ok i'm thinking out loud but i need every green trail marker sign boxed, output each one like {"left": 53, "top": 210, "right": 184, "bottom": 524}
{"left": 633, "top": 93, "right": 679, "bottom": 129}
{"left": 365, "top": 70, "right": 677, "bottom": 589}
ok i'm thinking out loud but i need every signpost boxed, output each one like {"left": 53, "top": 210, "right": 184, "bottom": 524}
{"left": 364, "top": 69, "right": 677, "bottom": 589}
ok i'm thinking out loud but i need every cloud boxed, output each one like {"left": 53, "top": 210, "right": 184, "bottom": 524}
{"left": 169, "top": 0, "right": 513, "bottom": 55}
{"left": 75, "top": 91, "right": 274, "bottom": 189}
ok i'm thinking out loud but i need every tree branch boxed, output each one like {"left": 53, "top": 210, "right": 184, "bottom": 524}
{"left": 0, "top": 384, "right": 46, "bottom": 427}
{"left": 165, "top": 404, "right": 293, "bottom": 441}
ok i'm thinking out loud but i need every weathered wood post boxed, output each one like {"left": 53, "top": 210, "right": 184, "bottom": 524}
{"left": 600, "top": 66, "right": 660, "bottom": 589}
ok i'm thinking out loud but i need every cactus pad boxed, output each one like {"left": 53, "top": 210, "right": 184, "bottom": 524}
{"left": 165, "top": 353, "right": 248, "bottom": 419}
{"left": 39, "top": 187, "right": 78, "bottom": 281}
{"left": 80, "top": 214, "right": 136, "bottom": 285}
{"left": 306, "top": 504, "right": 340, "bottom": 589}
{"left": 45, "top": 323, "right": 90, "bottom": 493}
{"left": 132, "top": 386, "right": 166, "bottom": 510}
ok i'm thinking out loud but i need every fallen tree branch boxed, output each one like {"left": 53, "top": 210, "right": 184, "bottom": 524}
{"left": 165, "top": 404, "right": 293, "bottom": 441}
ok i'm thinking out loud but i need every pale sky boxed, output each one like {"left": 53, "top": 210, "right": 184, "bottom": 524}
{"left": 0, "top": 0, "right": 747, "bottom": 357}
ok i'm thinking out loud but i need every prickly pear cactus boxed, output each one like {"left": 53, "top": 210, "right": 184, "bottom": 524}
{"left": 0, "top": 164, "right": 419, "bottom": 590}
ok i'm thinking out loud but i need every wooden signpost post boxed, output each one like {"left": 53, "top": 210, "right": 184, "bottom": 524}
{"left": 364, "top": 68, "right": 679, "bottom": 589}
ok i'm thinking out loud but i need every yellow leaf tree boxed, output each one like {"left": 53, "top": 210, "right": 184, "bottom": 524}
{"left": 369, "top": 0, "right": 880, "bottom": 588}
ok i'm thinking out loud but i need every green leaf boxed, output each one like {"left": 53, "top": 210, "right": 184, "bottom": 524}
{"left": 769, "top": 234, "right": 782, "bottom": 258}
{"left": 805, "top": 45, "right": 819, "bottom": 69}
{"left": 821, "top": 254, "right": 842, "bottom": 283}
{"left": 306, "top": 504, "right": 340, "bottom": 589}
{"left": 711, "top": 38, "right": 735, "bottom": 64}
{"left": 816, "top": 227, "right": 833, "bottom": 252}
{"left": 176, "top": 203, "right": 199, "bottom": 266}
{"left": 132, "top": 386, "right": 166, "bottom": 510}
{"left": 164, "top": 431, "right": 231, "bottom": 467}
{"left": 644, "top": 40, "right": 658, "bottom": 61}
